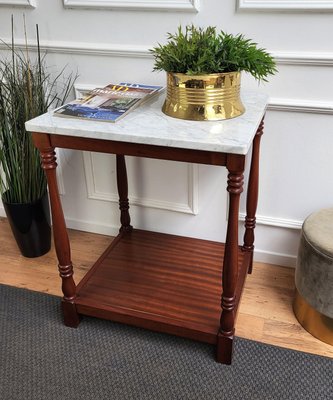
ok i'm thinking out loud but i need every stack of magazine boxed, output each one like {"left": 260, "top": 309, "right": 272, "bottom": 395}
{"left": 53, "top": 82, "right": 164, "bottom": 123}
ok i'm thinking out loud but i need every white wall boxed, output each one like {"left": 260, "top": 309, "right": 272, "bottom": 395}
{"left": 1, "top": 1, "right": 333, "bottom": 267}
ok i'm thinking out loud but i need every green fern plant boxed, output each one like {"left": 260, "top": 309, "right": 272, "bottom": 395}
{"left": 0, "top": 19, "right": 76, "bottom": 204}
{"left": 150, "top": 25, "right": 277, "bottom": 82}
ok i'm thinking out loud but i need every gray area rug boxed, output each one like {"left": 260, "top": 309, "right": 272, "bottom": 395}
{"left": 0, "top": 284, "right": 332, "bottom": 400}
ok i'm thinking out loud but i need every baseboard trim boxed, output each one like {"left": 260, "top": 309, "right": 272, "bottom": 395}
{"left": 0, "top": 207, "right": 297, "bottom": 267}
{"left": 59, "top": 217, "right": 299, "bottom": 267}
{"left": 65, "top": 217, "right": 119, "bottom": 237}
{"left": 254, "top": 248, "right": 296, "bottom": 268}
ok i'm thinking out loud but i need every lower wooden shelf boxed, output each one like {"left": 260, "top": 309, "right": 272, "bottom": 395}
{"left": 75, "top": 229, "right": 250, "bottom": 344}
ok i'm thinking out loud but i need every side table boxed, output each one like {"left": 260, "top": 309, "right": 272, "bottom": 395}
{"left": 26, "top": 91, "right": 268, "bottom": 364}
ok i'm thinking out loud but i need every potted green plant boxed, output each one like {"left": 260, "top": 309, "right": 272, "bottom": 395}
{"left": 150, "top": 25, "right": 277, "bottom": 121}
{"left": 0, "top": 21, "right": 75, "bottom": 257}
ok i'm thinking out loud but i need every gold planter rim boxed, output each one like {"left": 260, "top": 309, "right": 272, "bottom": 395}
{"left": 167, "top": 71, "right": 240, "bottom": 80}
{"left": 162, "top": 71, "right": 245, "bottom": 121}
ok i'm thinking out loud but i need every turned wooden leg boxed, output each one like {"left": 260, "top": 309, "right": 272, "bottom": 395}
{"left": 32, "top": 133, "right": 80, "bottom": 327}
{"left": 217, "top": 155, "right": 245, "bottom": 364}
{"left": 116, "top": 154, "right": 133, "bottom": 232}
{"left": 242, "top": 118, "right": 264, "bottom": 274}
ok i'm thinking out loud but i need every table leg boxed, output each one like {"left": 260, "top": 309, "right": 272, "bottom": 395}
{"left": 217, "top": 154, "right": 245, "bottom": 364}
{"left": 242, "top": 118, "right": 264, "bottom": 274}
{"left": 116, "top": 155, "right": 133, "bottom": 232}
{"left": 33, "top": 133, "right": 80, "bottom": 327}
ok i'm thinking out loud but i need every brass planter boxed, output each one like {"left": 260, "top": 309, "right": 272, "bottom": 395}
{"left": 162, "top": 71, "right": 245, "bottom": 121}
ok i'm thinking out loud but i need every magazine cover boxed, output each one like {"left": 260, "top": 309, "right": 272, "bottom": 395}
{"left": 119, "top": 82, "right": 163, "bottom": 91}
{"left": 54, "top": 83, "right": 162, "bottom": 123}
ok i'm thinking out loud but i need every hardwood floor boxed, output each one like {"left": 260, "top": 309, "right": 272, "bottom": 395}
{"left": 0, "top": 217, "right": 332, "bottom": 358}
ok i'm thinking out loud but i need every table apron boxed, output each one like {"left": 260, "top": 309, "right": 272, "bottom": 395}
{"left": 48, "top": 134, "right": 230, "bottom": 166}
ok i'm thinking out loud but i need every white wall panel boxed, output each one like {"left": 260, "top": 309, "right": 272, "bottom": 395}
{"left": 83, "top": 153, "right": 199, "bottom": 214}
{"left": 1, "top": 0, "right": 332, "bottom": 267}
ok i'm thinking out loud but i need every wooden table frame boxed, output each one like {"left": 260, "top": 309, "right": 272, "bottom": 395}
{"left": 32, "top": 118, "right": 264, "bottom": 365}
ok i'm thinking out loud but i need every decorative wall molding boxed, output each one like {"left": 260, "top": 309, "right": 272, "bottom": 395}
{"left": 238, "top": 0, "right": 333, "bottom": 11}
{"left": 268, "top": 98, "right": 333, "bottom": 115}
{"left": 0, "top": 40, "right": 152, "bottom": 59}
{"left": 271, "top": 51, "right": 333, "bottom": 66}
{"left": 1, "top": 39, "right": 333, "bottom": 67}
{"left": 75, "top": 83, "right": 197, "bottom": 216}
{"left": 0, "top": 0, "right": 36, "bottom": 7}
{"left": 239, "top": 212, "right": 302, "bottom": 230}
{"left": 83, "top": 152, "right": 199, "bottom": 215}
{"left": 63, "top": 0, "right": 199, "bottom": 12}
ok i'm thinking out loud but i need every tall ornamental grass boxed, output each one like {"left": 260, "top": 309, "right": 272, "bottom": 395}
{"left": 0, "top": 19, "right": 75, "bottom": 204}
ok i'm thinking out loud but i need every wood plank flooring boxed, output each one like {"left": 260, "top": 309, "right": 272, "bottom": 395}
{"left": 0, "top": 217, "right": 332, "bottom": 358}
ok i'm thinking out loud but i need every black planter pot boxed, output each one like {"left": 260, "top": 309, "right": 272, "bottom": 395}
{"left": 2, "top": 192, "right": 51, "bottom": 258}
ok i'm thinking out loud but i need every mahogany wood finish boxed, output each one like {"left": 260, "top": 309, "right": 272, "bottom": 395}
{"left": 116, "top": 155, "right": 132, "bottom": 232}
{"left": 50, "top": 135, "right": 228, "bottom": 166}
{"left": 243, "top": 119, "right": 265, "bottom": 274}
{"left": 3, "top": 218, "right": 333, "bottom": 359}
{"left": 74, "top": 229, "right": 249, "bottom": 344}
{"left": 32, "top": 133, "right": 80, "bottom": 327}
{"left": 32, "top": 117, "right": 264, "bottom": 365}
{"left": 217, "top": 154, "right": 245, "bottom": 363}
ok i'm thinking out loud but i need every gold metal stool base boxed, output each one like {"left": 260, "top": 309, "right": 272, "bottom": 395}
{"left": 293, "top": 289, "right": 333, "bottom": 346}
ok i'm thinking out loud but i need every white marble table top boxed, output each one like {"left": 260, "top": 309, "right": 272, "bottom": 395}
{"left": 25, "top": 90, "right": 268, "bottom": 155}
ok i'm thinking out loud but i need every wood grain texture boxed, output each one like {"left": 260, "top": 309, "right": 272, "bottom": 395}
{"left": 0, "top": 217, "right": 332, "bottom": 359}
{"left": 116, "top": 154, "right": 132, "bottom": 232}
{"left": 75, "top": 229, "right": 248, "bottom": 345}
{"left": 49, "top": 135, "right": 228, "bottom": 166}
{"left": 243, "top": 118, "right": 264, "bottom": 274}
{"left": 32, "top": 133, "right": 79, "bottom": 327}
{"left": 33, "top": 123, "right": 255, "bottom": 365}
{"left": 218, "top": 154, "right": 245, "bottom": 363}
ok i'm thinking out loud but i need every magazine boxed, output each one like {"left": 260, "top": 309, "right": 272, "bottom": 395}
{"left": 53, "top": 83, "right": 163, "bottom": 123}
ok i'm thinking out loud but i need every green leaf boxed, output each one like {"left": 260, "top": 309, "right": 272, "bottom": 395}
{"left": 150, "top": 25, "right": 277, "bottom": 81}
{"left": 0, "top": 19, "right": 77, "bottom": 203}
